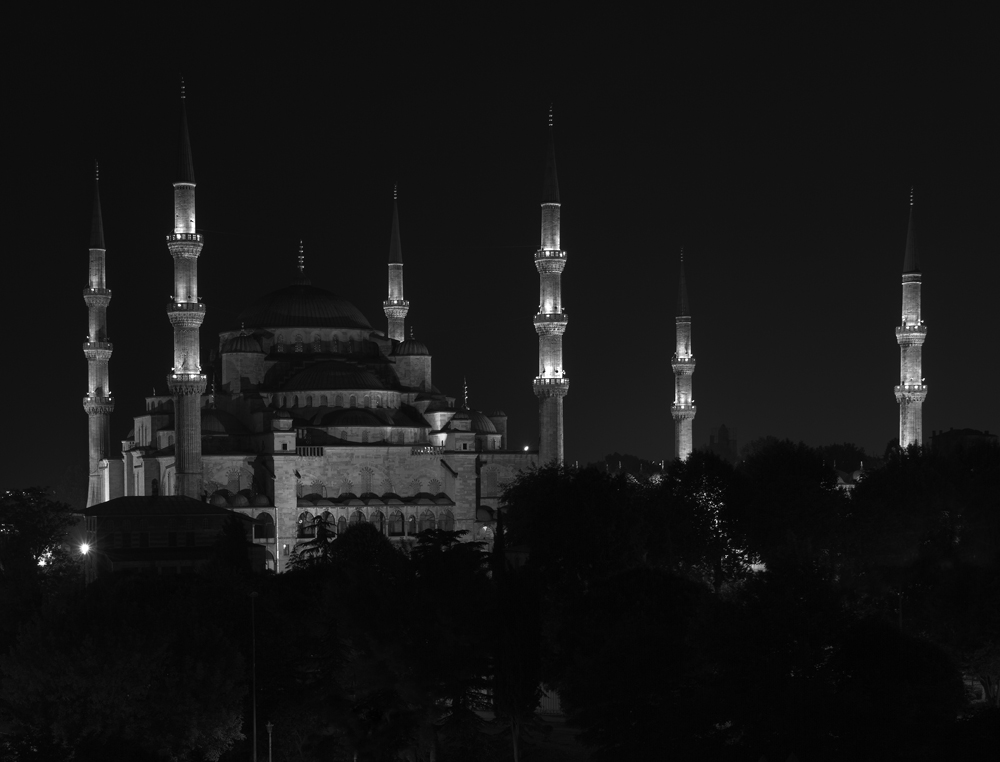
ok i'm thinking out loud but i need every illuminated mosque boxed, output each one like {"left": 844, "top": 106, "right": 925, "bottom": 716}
{"left": 82, "top": 93, "right": 570, "bottom": 571}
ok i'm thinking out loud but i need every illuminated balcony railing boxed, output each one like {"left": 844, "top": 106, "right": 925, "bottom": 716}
{"left": 411, "top": 445, "right": 445, "bottom": 455}
{"left": 166, "top": 301, "right": 206, "bottom": 313}
{"left": 534, "top": 249, "right": 567, "bottom": 260}
{"left": 534, "top": 311, "right": 568, "bottom": 324}
{"left": 83, "top": 340, "right": 113, "bottom": 351}
{"left": 166, "top": 233, "right": 203, "bottom": 242}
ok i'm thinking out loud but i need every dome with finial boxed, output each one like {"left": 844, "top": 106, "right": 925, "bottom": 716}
{"left": 393, "top": 328, "right": 430, "bottom": 356}
{"left": 222, "top": 326, "right": 263, "bottom": 354}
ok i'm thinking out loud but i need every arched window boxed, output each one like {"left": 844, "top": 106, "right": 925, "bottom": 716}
{"left": 419, "top": 510, "right": 435, "bottom": 532}
{"left": 349, "top": 395, "right": 357, "bottom": 408}
{"left": 438, "top": 510, "right": 455, "bottom": 531}
{"left": 363, "top": 395, "right": 371, "bottom": 408}
{"left": 297, "top": 511, "right": 316, "bottom": 538}
{"left": 294, "top": 334, "right": 304, "bottom": 353}
{"left": 375, "top": 394, "right": 382, "bottom": 408}
{"left": 320, "top": 511, "right": 332, "bottom": 534}
{"left": 371, "top": 511, "right": 386, "bottom": 534}
{"left": 312, "top": 335, "right": 321, "bottom": 353}
{"left": 335, "top": 394, "right": 344, "bottom": 408}
{"left": 406, "top": 515, "right": 416, "bottom": 536}
{"left": 337, "top": 516, "right": 347, "bottom": 535}
{"left": 350, "top": 510, "right": 365, "bottom": 525}
{"left": 254, "top": 512, "right": 275, "bottom": 540}
{"left": 305, "top": 395, "right": 313, "bottom": 408}
{"left": 389, "top": 510, "right": 404, "bottom": 536}
{"left": 320, "top": 395, "right": 328, "bottom": 407}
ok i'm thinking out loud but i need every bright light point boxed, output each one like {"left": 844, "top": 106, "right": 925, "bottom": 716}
{"left": 523, "top": 446, "right": 529, "bottom": 452}
{"left": 80, "top": 543, "right": 90, "bottom": 555}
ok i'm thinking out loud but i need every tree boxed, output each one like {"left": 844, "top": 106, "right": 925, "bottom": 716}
{"left": 0, "top": 574, "right": 246, "bottom": 760}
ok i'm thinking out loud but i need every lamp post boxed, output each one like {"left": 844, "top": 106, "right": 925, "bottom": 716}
{"left": 266, "top": 721, "right": 273, "bottom": 762}
{"left": 251, "top": 591, "right": 258, "bottom": 762}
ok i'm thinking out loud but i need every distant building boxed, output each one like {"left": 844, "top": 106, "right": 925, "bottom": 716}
{"left": 670, "top": 251, "right": 696, "bottom": 461}
{"left": 930, "top": 428, "right": 999, "bottom": 458}
{"left": 707, "top": 425, "right": 738, "bottom": 465}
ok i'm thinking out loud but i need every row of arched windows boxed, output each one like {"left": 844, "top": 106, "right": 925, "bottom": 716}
{"left": 296, "top": 509, "right": 454, "bottom": 538}
{"left": 275, "top": 393, "right": 391, "bottom": 409}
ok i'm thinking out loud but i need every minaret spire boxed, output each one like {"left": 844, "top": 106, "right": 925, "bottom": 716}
{"left": 895, "top": 188, "right": 927, "bottom": 447}
{"left": 83, "top": 162, "right": 114, "bottom": 506}
{"left": 383, "top": 186, "right": 409, "bottom": 342}
{"left": 671, "top": 248, "right": 696, "bottom": 460}
{"left": 533, "top": 108, "right": 569, "bottom": 465}
{"left": 165, "top": 82, "right": 207, "bottom": 498}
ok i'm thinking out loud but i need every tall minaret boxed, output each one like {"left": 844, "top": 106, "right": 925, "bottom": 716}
{"left": 165, "top": 82, "right": 206, "bottom": 498}
{"left": 671, "top": 249, "right": 696, "bottom": 460}
{"left": 533, "top": 108, "right": 569, "bottom": 465}
{"left": 383, "top": 186, "right": 409, "bottom": 342}
{"left": 83, "top": 162, "right": 114, "bottom": 507}
{"left": 895, "top": 188, "right": 927, "bottom": 447}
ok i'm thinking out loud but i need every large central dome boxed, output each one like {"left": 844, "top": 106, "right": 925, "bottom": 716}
{"left": 238, "top": 283, "right": 372, "bottom": 330}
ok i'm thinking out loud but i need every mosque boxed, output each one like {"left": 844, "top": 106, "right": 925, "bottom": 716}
{"left": 81, "top": 93, "right": 568, "bottom": 572}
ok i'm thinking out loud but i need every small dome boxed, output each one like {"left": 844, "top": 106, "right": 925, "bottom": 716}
{"left": 393, "top": 338, "right": 430, "bottom": 356}
{"left": 209, "top": 493, "right": 229, "bottom": 507}
{"left": 303, "top": 493, "right": 325, "bottom": 503}
{"left": 222, "top": 331, "right": 263, "bottom": 354}
{"left": 490, "top": 410, "right": 507, "bottom": 418}
{"left": 452, "top": 409, "right": 470, "bottom": 421}
{"left": 251, "top": 495, "right": 271, "bottom": 507}
{"left": 470, "top": 411, "right": 497, "bottom": 433}
{"left": 238, "top": 283, "right": 372, "bottom": 330}
{"left": 229, "top": 494, "right": 250, "bottom": 507}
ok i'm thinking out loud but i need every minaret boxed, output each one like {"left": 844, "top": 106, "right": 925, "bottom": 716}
{"left": 165, "top": 82, "right": 206, "bottom": 498}
{"left": 533, "top": 108, "right": 569, "bottom": 465}
{"left": 670, "top": 249, "right": 696, "bottom": 460}
{"left": 383, "top": 186, "right": 409, "bottom": 342}
{"left": 83, "top": 162, "right": 114, "bottom": 507}
{"left": 895, "top": 188, "right": 927, "bottom": 447}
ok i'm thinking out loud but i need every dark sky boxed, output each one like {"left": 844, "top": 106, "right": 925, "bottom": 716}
{"left": 5, "top": 18, "right": 997, "bottom": 497}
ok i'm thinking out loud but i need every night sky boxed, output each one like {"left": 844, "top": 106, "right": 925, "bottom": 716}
{"left": 5, "top": 19, "right": 997, "bottom": 500}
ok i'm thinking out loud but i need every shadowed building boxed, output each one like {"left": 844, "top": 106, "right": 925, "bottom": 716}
{"left": 82, "top": 92, "right": 554, "bottom": 571}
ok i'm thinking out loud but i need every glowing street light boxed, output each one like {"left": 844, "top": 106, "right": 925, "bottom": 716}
{"left": 80, "top": 542, "right": 90, "bottom": 555}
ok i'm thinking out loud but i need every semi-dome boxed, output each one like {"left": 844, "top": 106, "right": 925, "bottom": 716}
{"left": 222, "top": 331, "right": 263, "bottom": 354}
{"left": 283, "top": 360, "right": 385, "bottom": 392}
{"left": 202, "top": 409, "right": 249, "bottom": 435}
{"left": 238, "top": 283, "right": 372, "bottom": 330}
{"left": 393, "top": 338, "right": 430, "bottom": 356}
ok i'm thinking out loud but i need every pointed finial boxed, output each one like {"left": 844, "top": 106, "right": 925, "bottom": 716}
{"left": 90, "top": 161, "right": 105, "bottom": 249}
{"left": 548, "top": 103, "right": 554, "bottom": 128}
{"left": 463, "top": 377, "right": 469, "bottom": 409}
{"left": 410, "top": 326, "right": 414, "bottom": 340}
{"left": 180, "top": 76, "right": 186, "bottom": 100}
{"left": 393, "top": 184, "right": 398, "bottom": 201}
{"left": 680, "top": 246, "right": 684, "bottom": 262}
{"left": 95, "top": 160, "right": 99, "bottom": 181}
{"left": 297, "top": 240, "right": 305, "bottom": 274}
{"left": 910, "top": 185, "right": 914, "bottom": 207}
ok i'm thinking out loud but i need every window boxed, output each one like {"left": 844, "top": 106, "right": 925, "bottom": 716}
{"left": 253, "top": 513, "right": 274, "bottom": 540}
{"left": 371, "top": 511, "right": 386, "bottom": 534}
{"left": 406, "top": 515, "right": 416, "bottom": 535}
{"left": 337, "top": 516, "right": 347, "bottom": 535}
{"left": 297, "top": 512, "right": 316, "bottom": 539}
{"left": 419, "top": 510, "right": 435, "bottom": 532}
{"left": 438, "top": 511, "right": 455, "bottom": 532}
{"left": 389, "top": 511, "right": 404, "bottom": 536}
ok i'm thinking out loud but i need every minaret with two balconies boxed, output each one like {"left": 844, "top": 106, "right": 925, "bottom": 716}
{"left": 83, "top": 163, "right": 114, "bottom": 507}
{"left": 383, "top": 187, "right": 409, "bottom": 343}
{"left": 533, "top": 111, "right": 569, "bottom": 465}
{"left": 671, "top": 250, "right": 696, "bottom": 460}
{"left": 166, "top": 84, "right": 206, "bottom": 498}
{"left": 895, "top": 190, "right": 927, "bottom": 447}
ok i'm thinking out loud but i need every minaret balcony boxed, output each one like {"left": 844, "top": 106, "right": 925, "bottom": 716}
{"left": 166, "top": 233, "right": 203, "bottom": 243}
{"left": 83, "top": 340, "right": 113, "bottom": 352}
{"left": 534, "top": 249, "right": 567, "bottom": 261}
{"left": 895, "top": 324, "right": 926, "bottom": 341}
{"left": 167, "top": 372, "right": 207, "bottom": 396}
{"left": 533, "top": 376, "right": 570, "bottom": 397}
{"left": 82, "top": 393, "right": 114, "bottom": 415}
{"left": 167, "top": 301, "right": 207, "bottom": 327}
{"left": 671, "top": 356, "right": 695, "bottom": 370}
{"left": 894, "top": 383, "right": 927, "bottom": 402}
{"left": 671, "top": 402, "right": 697, "bottom": 419}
